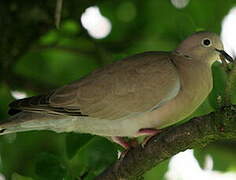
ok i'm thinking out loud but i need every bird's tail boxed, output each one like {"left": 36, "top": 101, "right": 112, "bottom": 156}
{"left": 0, "top": 112, "right": 69, "bottom": 135}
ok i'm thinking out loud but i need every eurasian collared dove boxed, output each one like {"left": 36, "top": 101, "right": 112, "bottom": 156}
{"left": 0, "top": 31, "right": 233, "bottom": 148}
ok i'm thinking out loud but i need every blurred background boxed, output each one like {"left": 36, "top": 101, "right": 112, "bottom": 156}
{"left": 0, "top": 0, "right": 236, "bottom": 179}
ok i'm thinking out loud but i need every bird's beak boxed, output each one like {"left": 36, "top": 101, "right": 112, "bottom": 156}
{"left": 215, "top": 49, "right": 234, "bottom": 62}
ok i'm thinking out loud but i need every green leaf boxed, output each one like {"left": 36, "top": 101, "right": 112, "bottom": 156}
{"left": 14, "top": 50, "right": 100, "bottom": 86}
{"left": 66, "top": 133, "right": 93, "bottom": 159}
{"left": 35, "top": 152, "right": 66, "bottom": 180}
{"left": 69, "top": 136, "right": 117, "bottom": 178}
{"left": 144, "top": 160, "right": 169, "bottom": 180}
{"left": 194, "top": 142, "right": 236, "bottom": 172}
{"left": 209, "top": 62, "right": 228, "bottom": 108}
{"left": 228, "top": 66, "right": 236, "bottom": 105}
{"left": 11, "top": 173, "right": 33, "bottom": 180}
{"left": 39, "top": 31, "right": 59, "bottom": 45}
{"left": 0, "top": 131, "right": 67, "bottom": 179}
{"left": 60, "top": 20, "right": 80, "bottom": 35}
{"left": 191, "top": 98, "right": 215, "bottom": 118}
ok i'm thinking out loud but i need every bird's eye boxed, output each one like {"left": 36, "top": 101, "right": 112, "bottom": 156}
{"left": 202, "top": 38, "right": 212, "bottom": 47}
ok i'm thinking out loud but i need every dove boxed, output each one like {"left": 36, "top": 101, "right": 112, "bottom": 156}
{"left": 0, "top": 31, "right": 233, "bottom": 148}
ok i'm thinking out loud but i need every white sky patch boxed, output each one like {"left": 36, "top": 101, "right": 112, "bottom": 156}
{"left": 11, "top": 90, "right": 27, "bottom": 99}
{"left": 81, "top": 6, "right": 112, "bottom": 39}
{"left": 171, "top": 0, "right": 190, "bottom": 9}
{"left": 165, "top": 149, "right": 236, "bottom": 180}
{"left": 221, "top": 7, "right": 236, "bottom": 58}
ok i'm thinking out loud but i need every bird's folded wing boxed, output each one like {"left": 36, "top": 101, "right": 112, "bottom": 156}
{"left": 9, "top": 52, "right": 180, "bottom": 120}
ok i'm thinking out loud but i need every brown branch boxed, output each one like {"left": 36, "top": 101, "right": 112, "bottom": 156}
{"left": 96, "top": 105, "right": 236, "bottom": 180}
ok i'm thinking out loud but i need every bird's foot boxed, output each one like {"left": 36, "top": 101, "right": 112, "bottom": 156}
{"left": 138, "top": 128, "right": 162, "bottom": 148}
{"left": 111, "top": 129, "right": 161, "bottom": 158}
{"left": 138, "top": 128, "right": 161, "bottom": 136}
{"left": 111, "top": 136, "right": 138, "bottom": 149}
{"left": 112, "top": 136, "right": 138, "bottom": 159}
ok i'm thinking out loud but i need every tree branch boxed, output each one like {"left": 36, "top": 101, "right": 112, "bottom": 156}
{"left": 96, "top": 105, "right": 236, "bottom": 180}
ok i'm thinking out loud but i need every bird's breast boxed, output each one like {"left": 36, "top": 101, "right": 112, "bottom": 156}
{"left": 140, "top": 60, "right": 213, "bottom": 129}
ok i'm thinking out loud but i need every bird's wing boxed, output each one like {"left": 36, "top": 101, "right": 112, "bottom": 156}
{"left": 9, "top": 52, "right": 180, "bottom": 120}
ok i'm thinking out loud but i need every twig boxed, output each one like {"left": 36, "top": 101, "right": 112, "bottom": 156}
{"left": 55, "top": 0, "right": 63, "bottom": 29}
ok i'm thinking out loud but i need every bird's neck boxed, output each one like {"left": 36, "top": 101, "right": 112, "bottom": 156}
{"left": 147, "top": 56, "right": 213, "bottom": 128}
{"left": 173, "top": 55, "right": 213, "bottom": 94}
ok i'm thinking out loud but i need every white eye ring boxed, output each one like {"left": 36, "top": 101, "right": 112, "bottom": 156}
{"left": 201, "top": 38, "right": 212, "bottom": 47}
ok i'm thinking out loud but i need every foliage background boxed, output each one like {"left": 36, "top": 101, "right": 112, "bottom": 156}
{"left": 0, "top": 0, "right": 236, "bottom": 179}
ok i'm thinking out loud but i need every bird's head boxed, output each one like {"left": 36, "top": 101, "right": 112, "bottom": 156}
{"left": 175, "top": 31, "right": 233, "bottom": 65}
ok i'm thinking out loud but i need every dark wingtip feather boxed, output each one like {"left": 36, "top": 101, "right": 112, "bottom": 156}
{"left": 8, "top": 92, "right": 87, "bottom": 117}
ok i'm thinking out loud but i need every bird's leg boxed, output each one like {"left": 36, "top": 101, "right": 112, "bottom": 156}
{"left": 111, "top": 136, "right": 131, "bottom": 149}
{"left": 138, "top": 128, "right": 162, "bottom": 147}
{"left": 111, "top": 136, "right": 139, "bottom": 159}
{"left": 111, "top": 129, "right": 161, "bottom": 158}
{"left": 111, "top": 136, "right": 138, "bottom": 149}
